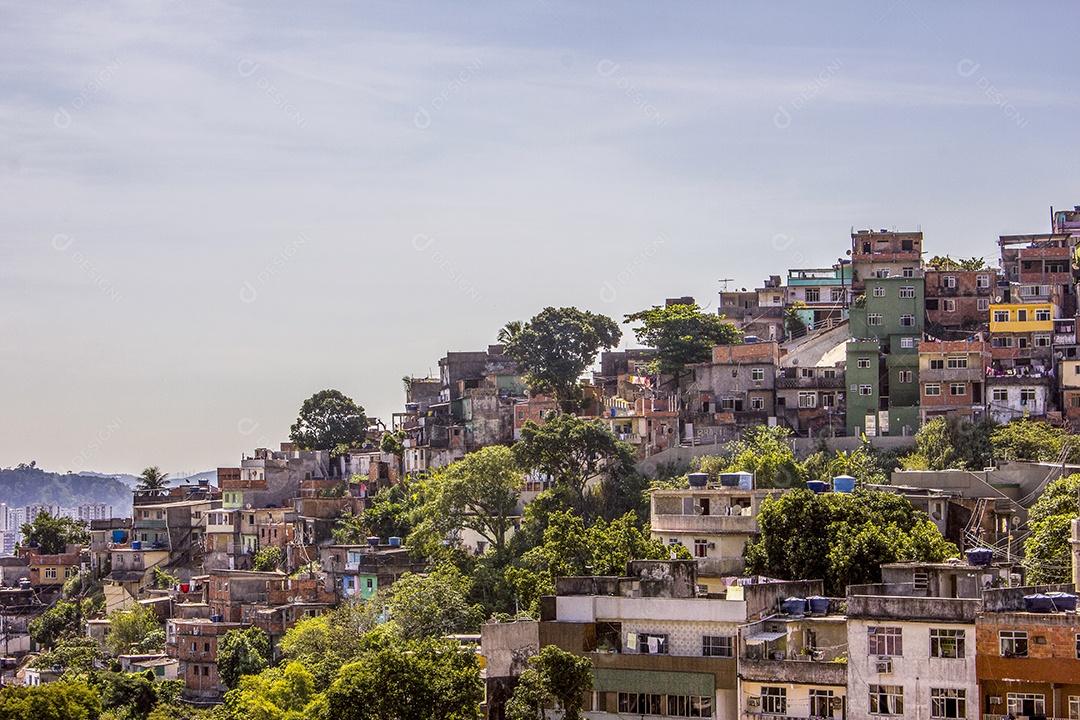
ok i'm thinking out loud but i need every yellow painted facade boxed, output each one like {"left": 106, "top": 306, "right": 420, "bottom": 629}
{"left": 988, "top": 302, "right": 1055, "bottom": 333}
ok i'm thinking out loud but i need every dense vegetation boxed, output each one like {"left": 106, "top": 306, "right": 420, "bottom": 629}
{"left": 0, "top": 462, "right": 132, "bottom": 514}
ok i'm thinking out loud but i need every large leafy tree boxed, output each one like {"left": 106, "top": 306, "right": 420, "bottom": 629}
{"left": 20, "top": 511, "right": 88, "bottom": 554}
{"left": 290, "top": 389, "right": 369, "bottom": 452}
{"left": 137, "top": 466, "right": 170, "bottom": 494}
{"left": 217, "top": 627, "right": 272, "bottom": 689}
{"left": 105, "top": 604, "right": 162, "bottom": 657}
{"left": 991, "top": 420, "right": 1080, "bottom": 463}
{"left": 384, "top": 565, "right": 483, "bottom": 641}
{"left": 219, "top": 662, "right": 324, "bottom": 720}
{"left": 724, "top": 425, "right": 803, "bottom": 488}
{"left": 29, "top": 601, "right": 81, "bottom": 649}
{"left": 279, "top": 602, "right": 379, "bottom": 689}
{"left": 514, "top": 415, "right": 635, "bottom": 511}
{"left": 506, "top": 645, "right": 593, "bottom": 720}
{"left": 0, "top": 681, "right": 102, "bottom": 720}
{"left": 902, "top": 416, "right": 996, "bottom": 470}
{"left": 744, "top": 488, "right": 958, "bottom": 595}
{"left": 624, "top": 302, "right": 742, "bottom": 377}
{"left": 409, "top": 446, "right": 521, "bottom": 559}
{"left": 501, "top": 307, "right": 621, "bottom": 411}
{"left": 1023, "top": 473, "right": 1080, "bottom": 584}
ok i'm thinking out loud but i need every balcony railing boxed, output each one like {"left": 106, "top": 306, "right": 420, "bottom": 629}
{"left": 650, "top": 514, "right": 758, "bottom": 534}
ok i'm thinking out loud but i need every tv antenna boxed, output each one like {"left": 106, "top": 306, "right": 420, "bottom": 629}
{"left": 718, "top": 278, "right": 734, "bottom": 292}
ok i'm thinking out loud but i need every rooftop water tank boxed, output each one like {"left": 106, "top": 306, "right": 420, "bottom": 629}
{"left": 388, "top": 537, "right": 402, "bottom": 548}
{"left": 807, "top": 596, "right": 830, "bottom": 615}
{"left": 1046, "top": 591, "right": 1078, "bottom": 612}
{"left": 688, "top": 473, "right": 709, "bottom": 487}
{"left": 210, "top": 614, "right": 223, "bottom": 623}
{"left": 737, "top": 472, "right": 754, "bottom": 490}
{"left": 806, "top": 480, "right": 828, "bottom": 494}
{"left": 781, "top": 597, "right": 807, "bottom": 616}
{"left": 718, "top": 472, "right": 740, "bottom": 487}
{"left": 112, "top": 530, "right": 127, "bottom": 544}
{"left": 832, "top": 475, "right": 856, "bottom": 493}
{"left": 1023, "top": 593, "right": 1055, "bottom": 613}
{"left": 965, "top": 548, "right": 993, "bottom": 566}
{"left": 131, "top": 541, "right": 142, "bottom": 550}
{"left": 366, "top": 536, "right": 380, "bottom": 548}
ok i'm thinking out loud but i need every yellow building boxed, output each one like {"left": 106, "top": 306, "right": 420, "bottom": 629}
{"left": 988, "top": 302, "right": 1056, "bottom": 333}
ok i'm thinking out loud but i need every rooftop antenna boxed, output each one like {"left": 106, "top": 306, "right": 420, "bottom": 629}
{"left": 718, "top": 278, "right": 734, "bottom": 292}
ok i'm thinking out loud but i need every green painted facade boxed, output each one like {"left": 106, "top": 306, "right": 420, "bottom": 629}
{"left": 846, "top": 340, "right": 881, "bottom": 436}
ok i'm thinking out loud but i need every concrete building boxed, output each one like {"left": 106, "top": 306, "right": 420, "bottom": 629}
{"left": 77, "top": 503, "right": 113, "bottom": 522}
{"left": 849, "top": 229, "right": 923, "bottom": 291}
{"left": 917, "top": 340, "right": 991, "bottom": 423}
{"left": 685, "top": 343, "right": 780, "bottom": 439}
{"left": 786, "top": 263, "right": 852, "bottom": 331}
{"left": 924, "top": 267, "right": 996, "bottom": 340}
{"left": 167, "top": 617, "right": 245, "bottom": 701}
{"left": 319, "top": 545, "right": 427, "bottom": 602}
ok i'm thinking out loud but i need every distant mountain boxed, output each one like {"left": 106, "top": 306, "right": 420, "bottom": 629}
{"left": 77, "top": 471, "right": 142, "bottom": 488}
{"left": 0, "top": 464, "right": 133, "bottom": 516}
{"left": 172, "top": 471, "right": 217, "bottom": 486}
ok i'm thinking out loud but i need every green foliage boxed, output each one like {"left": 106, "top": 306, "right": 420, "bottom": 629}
{"left": 501, "top": 307, "right": 621, "bottom": 411}
{"left": 926, "top": 255, "right": 987, "bottom": 271}
{"left": 784, "top": 305, "right": 807, "bottom": 338}
{"left": 137, "top": 467, "right": 170, "bottom": 494}
{"left": 152, "top": 566, "right": 180, "bottom": 590}
{"left": 1023, "top": 473, "right": 1080, "bottom": 584}
{"left": 218, "top": 661, "right": 324, "bottom": 720}
{"left": 902, "top": 416, "right": 996, "bottom": 470}
{"left": 745, "top": 489, "right": 958, "bottom": 595}
{"left": 506, "top": 645, "right": 593, "bottom": 720}
{"left": 0, "top": 680, "right": 102, "bottom": 720}
{"left": 19, "top": 510, "right": 89, "bottom": 554}
{"left": 30, "top": 600, "right": 81, "bottom": 649}
{"left": 724, "top": 425, "right": 803, "bottom": 488}
{"left": 515, "top": 415, "right": 635, "bottom": 512}
{"left": 253, "top": 547, "right": 284, "bottom": 572}
{"left": 105, "top": 605, "right": 162, "bottom": 657}
{"left": 320, "top": 637, "right": 481, "bottom": 720}
{"left": 333, "top": 480, "right": 422, "bottom": 546}
{"left": 31, "top": 637, "right": 101, "bottom": 674}
{"left": 217, "top": 627, "right": 272, "bottom": 690}
{"left": 380, "top": 431, "right": 406, "bottom": 458}
{"left": 623, "top": 302, "right": 741, "bottom": 377}
{"left": 290, "top": 390, "right": 369, "bottom": 452}
{"left": 409, "top": 446, "right": 521, "bottom": 559}
{"left": 385, "top": 565, "right": 483, "bottom": 641}
{"left": 991, "top": 420, "right": 1080, "bottom": 463}
{"left": 100, "top": 671, "right": 158, "bottom": 720}
{"left": 278, "top": 602, "right": 379, "bottom": 689}
{"left": 0, "top": 465, "right": 132, "bottom": 517}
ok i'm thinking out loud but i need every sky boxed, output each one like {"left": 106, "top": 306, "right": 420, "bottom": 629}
{"left": 1, "top": 1, "right": 1078, "bottom": 476}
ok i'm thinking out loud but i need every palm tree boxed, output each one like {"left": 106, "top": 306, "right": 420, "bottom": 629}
{"left": 138, "top": 466, "right": 170, "bottom": 495}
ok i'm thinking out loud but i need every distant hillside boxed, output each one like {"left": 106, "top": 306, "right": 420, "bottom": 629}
{"left": 77, "top": 471, "right": 141, "bottom": 488}
{"left": 0, "top": 464, "right": 133, "bottom": 516}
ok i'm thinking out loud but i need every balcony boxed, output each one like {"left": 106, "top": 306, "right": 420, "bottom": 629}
{"left": 650, "top": 513, "right": 757, "bottom": 534}
{"left": 738, "top": 657, "right": 847, "bottom": 685}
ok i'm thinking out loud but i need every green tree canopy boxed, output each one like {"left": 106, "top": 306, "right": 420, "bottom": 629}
{"left": 501, "top": 307, "right": 621, "bottom": 411}
{"left": 253, "top": 546, "right": 284, "bottom": 572}
{"left": 409, "top": 446, "right": 522, "bottom": 559}
{"left": 278, "top": 602, "right": 379, "bottom": 690}
{"left": 624, "top": 302, "right": 742, "bottom": 377}
{"left": 137, "top": 467, "right": 170, "bottom": 494}
{"left": 991, "top": 420, "right": 1080, "bottom": 463}
{"left": 290, "top": 390, "right": 370, "bottom": 452}
{"left": 926, "top": 255, "right": 987, "bottom": 271}
{"left": 217, "top": 627, "right": 272, "bottom": 690}
{"left": 744, "top": 488, "right": 958, "bottom": 595}
{"left": 30, "top": 637, "right": 101, "bottom": 675}
{"left": 902, "top": 416, "right": 996, "bottom": 470}
{"left": 506, "top": 645, "right": 593, "bottom": 720}
{"left": 514, "top": 415, "right": 635, "bottom": 512}
{"left": 1023, "top": 473, "right": 1080, "bottom": 584}
{"left": 384, "top": 565, "right": 483, "bottom": 641}
{"left": 99, "top": 670, "right": 158, "bottom": 720}
{"left": 218, "top": 661, "right": 325, "bottom": 720}
{"left": 0, "top": 681, "right": 102, "bottom": 720}
{"left": 105, "top": 604, "right": 162, "bottom": 657}
{"left": 29, "top": 600, "right": 81, "bottom": 649}
{"left": 724, "top": 425, "right": 803, "bottom": 488}
{"left": 20, "top": 511, "right": 88, "bottom": 554}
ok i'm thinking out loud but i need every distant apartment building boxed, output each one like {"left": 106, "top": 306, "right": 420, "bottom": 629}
{"left": 849, "top": 229, "right": 923, "bottom": 290}
{"left": 924, "top": 267, "right": 996, "bottom": 339}
{"left": 77, "top": 503, "right": 113, "bottom": 522}
{"left": 917, "top": 340, "right": 991, "bottom": 423}
{"left": 685, "top": 342, "right": 780, "bottom": 439}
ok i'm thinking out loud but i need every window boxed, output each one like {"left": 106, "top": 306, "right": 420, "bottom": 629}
{"left": 702, "top": 635, "right": 734, "bottom": 657}
{"left": 868, "top": 627, "right": 903, "bottom": 656}
{"left": 618, "top": 693, "right": 662, "bottom": 715}
{"left": 823, "top": 368, "right": 837, "bottom": 378}
{"left": 868, "top": 313, "right": 883, "bottom": 326}
{"left": 947, "top": 356, "right": 968, "bottom": 369}
{"left": 977, "top": 274, "right": 990, "bottom": 288}
{"left": 637, "top": 633, "right": 669, "bottom": 654}
{"left": 750, "top": 397, "right": 765, "bottom": 410}
{"left": 805, "top": 288, "right": 821, "bottom": 302}
{"left": 831, "top": 288, "right": 844, "bottom": 302}
{"left": 899, "top": 315, "right": 915, "bottom": 327}
{"left": 203, "top": 642, "right": 210, "bottom": 653}
{"left": 902, "top": 266, "right": 915, "bottom": 277}
{"left": 1017, "top": 337, "right": 1029, "bottom": 349}
{"left": 809, "top": 689, "right": 835, "bottom": 718}
{"left": 1036, "top": 308, "right": 1051, "bottom": 321}
{"left": 930, "top": 629, "right": 965, "bottom": 658}
{"left": 925, "top": 384, "right": 941, "bottom": 397}
{"left": 992, "top": 388, "right": 1008, "bottom": 402}
{"left": 977, "top": 298, "right": 989, "bottom": 311}
{"left": 950, "top": 383, "right": 966, "bottom": 396}
{"left": 202, "top": 665, "right": 209, "bottom": 676}
{"left": 1000, "top": 630, "right": 1028, "bottom": 657}
{"left": 901, "top": 337, "right": 915, "bottom": 348}
{"left": 1007, "top": 693, "right": 1044, "bottom": 717}
{"left": 992, "top": 336, "right": 1014, "bottom": 348}
{"left": 931, "top": 688, "right": 966, "bottom": 719}
{"left": 875, "top": 269, "right": 891, "bottom": 278}
{"left": 943, "top": 276, "right": 957, "bottom": 288}
{"left": 751, "top": 368, "right": 765, "bottom": 381}
{"left": 942, "top": 299, "right": 956, "bottom": 312}
{"left": 898, "top": 371, "right": 912, "bottom": 384}
{"left": 761, "top": 687, "right": 787, "bottom": 715}
{"left": 930, "top": 358, "right": 944, "bottom": 370}
{"left": 869, "top": 685, "right": 904, "bottom": 716}
{"left": 901, "top": 239, "right": 914, "bottom": 251}
{"left": 44, "top": 568, "right": 57, "bottom": 580}
{"left": 858, "top": 357, "right": 872, "bottom": 369}
{"left": 1034, "top": 334, "right": 1051, "bottom": 347}
{"left": 1017, "top": 309, "right": 1028, "bottom": 322}
{"left": 799, "top": 392, "right": 817, "bottom": 408}
{"left": 667, "top": 695, "right": 712, "bottom": 717}
{"left": 1070, "top": 695, "right": 1080, "bottom": 720}
{"left": 694, "top": 539, "right": 708, "bottom": 558}
{"left": 899, "top": 286, "right": 915, "bottom": 299}
{"left": 873, "top": 286, "right": 886, "bottom": 297}
{"left": 993, "top": 310, "right": 1010, "bottom": 323}
{"left": 1020, "top": 388, "right": 1036, "bottom": 405}
{"left": 859, "top": 385, "right": 873, "bottom": 396}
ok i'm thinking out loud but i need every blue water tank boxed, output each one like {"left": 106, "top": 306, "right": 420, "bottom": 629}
{"left": 366, "top": 536, "right": 380, "bottom": 548}
{"left": 807, "top": 596, "right": 830, "bottom": 615}
{"left": 719, "top": 472, "right": 740, "bottom": 487}
{"left": 1046, "top": 592, "right": 1078, "bottom": 612}
{"left": 688, "top": 473, "right": 709, "bottom": 487}
{"left": 737, "top": 472, "right": 754, "bottom": 490}
{"left": 832, "top": 475, "right": 856, "bottom": 493}
{"left": 1023, "top": 593, "right": 1055, "bottom": 613}
{"left": 211, "top": 614, "right": 223, "bottom": 623}
{"left": 806, "top": 480, "right": 828, "bottom": 494}
{"left": 388, "top": 537, "right": 402, "bottom": 548}
{"left": 781, "top": 597, "right": 807, "bottom": 616}
{"left": 131, "top": 540, "right": 142, "bottom": 550}
{"left": 112, "top": 530, "right": 127, "bottom": 543}
{"left": 965, "top": 548, "right": 993, "bottom": 566}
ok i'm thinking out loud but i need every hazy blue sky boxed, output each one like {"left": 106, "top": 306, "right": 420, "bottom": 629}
{"left": 2, "top": 1, "right": 1077, "bottom": 475}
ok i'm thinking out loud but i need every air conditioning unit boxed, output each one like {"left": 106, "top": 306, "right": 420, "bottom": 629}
{"left": 876, "top": 657, "right": 893, "bottom": 674}
{"left": 830, "top": 696, "right": 844, "bottom": 710}
{"left": 989, "top": 696, "right": 1002, "bottom": 705}
{"left": 707, "top": 542, "right": 716, "bottom": 550}
{"left": 747, "top": 696, "right": 761, "bottom": 708}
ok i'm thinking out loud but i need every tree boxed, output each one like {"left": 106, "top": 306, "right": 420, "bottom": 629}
{"left": 29, "top": 600, "right": 81, "bottom": 649}
{"left": 31, "top": 637, "right": 101, "bottom": 675}
{"left": 384, "top": 565, "right": 482, "bottom": 641}
{"left": 927, "top": 255, "right": 987, "bottom": 271}
{"left": 784, "top": 303, "right": 807, "bottom": 338}
{"left": 278, "top": 602, "right": 381, "bottom": 689}
{"left": 501, "top": 307, "right": 621, "bottom": 411}
{"left": 1023, "top": 473, "right": 1080, "bottom": 584}
{"left": 515, "top": 415, "right": 635, "bottom": 511}
{"left": 0, "top": 681, "right": 102, "bottom": 720}
{"left": 744, "top": 489, "right": 958, "bottom": 595}
{"left": 137, "top": 466, "right": 170, "bottom": 494}
{"left": 624, "top": 302, "right": 742, "bottom": 377}
{"left": 506, "top": 645, "right": 593, "bottom": 720}
{"left": 253, "top": 546, "right": 284, "bottom": 572}
{"left": 724, "top": 425, "right": 803, "bottom": 488}
{"left": 410, "top": 447, "right": 521, "bottom": 559}
{"left": 19, "top": 511, "right": 89, "bottom": 555}
{"left": 217, "top": 627, "right": 272, "bottom": 690}
{"left": 218, "top": 661, "right": 324, "bottom": 720}
{"left": 290, "top": 390, "right": 369, "bottom": 452}
{"left": 991, "top": 420, "right": 1080, "bottom": 463}
{"left": 105, "top": 604, "right": 162, "bottom": 656}
{"left": 903, "top": 416, "right": 996, "bottom": 470}
{"left": 100, "top": 671, "right": 158, "bottom": 720}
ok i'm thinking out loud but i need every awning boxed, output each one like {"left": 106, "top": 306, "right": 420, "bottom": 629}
{"left": 744, "top": 630, "right": 786, "bottom": 645}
